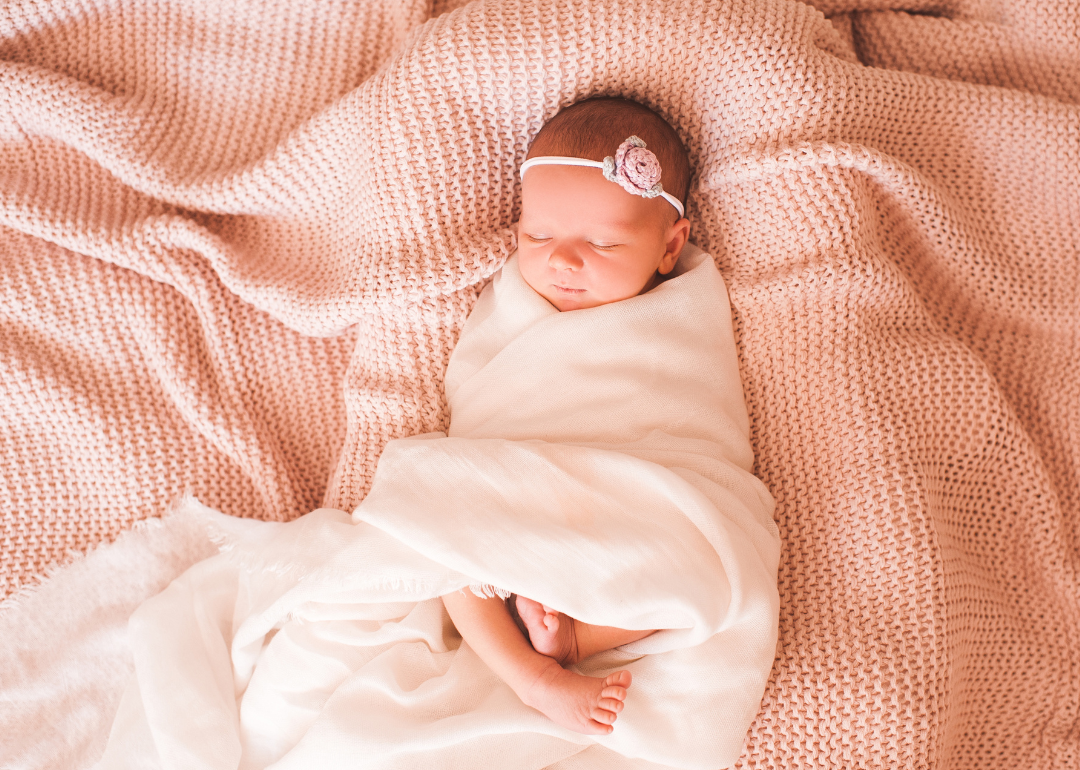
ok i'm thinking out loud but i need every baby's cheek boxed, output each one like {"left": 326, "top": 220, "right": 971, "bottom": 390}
{"left": 616, "top": 262, "right": 655, "bottom": 301}
{"left": 517, "top": 253, "right": 544, "bottom": 293}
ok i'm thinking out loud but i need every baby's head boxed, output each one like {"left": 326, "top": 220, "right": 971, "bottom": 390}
{"left": 517, "top": 97, "right": 691, "bottom": 311}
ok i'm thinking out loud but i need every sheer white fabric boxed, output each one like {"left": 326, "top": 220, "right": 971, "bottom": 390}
{"left": 98, "top": 246, "right": 779, "bottom": 770}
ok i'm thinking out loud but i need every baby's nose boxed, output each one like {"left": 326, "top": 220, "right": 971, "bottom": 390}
{"left": 548, "top": 245, "right": 583, "bottom": 270}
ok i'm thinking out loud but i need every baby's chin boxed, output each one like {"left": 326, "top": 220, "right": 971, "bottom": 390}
{"left": 522, "top": 273, "right": 655, "bottom": 312}
{"left": 544, "top": 288, "right": 639, "bottom": 312}
{"left": 546, "top": 292, "right": 591, "bottom": 312}
{"left": 541, "top": 280, "right": 663, "bottom": 311}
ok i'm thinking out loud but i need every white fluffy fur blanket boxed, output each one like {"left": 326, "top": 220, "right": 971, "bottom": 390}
{"left": 95, "top": 246, "right": 779, "bottom": 770}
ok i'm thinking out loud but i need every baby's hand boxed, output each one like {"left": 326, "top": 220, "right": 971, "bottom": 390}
{"left": 514, "top": 596, "right": 581, "bottom": 665}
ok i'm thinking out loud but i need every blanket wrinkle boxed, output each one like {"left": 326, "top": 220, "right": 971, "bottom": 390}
{"left": 1, "top": 0, "right": 1078, "bottom": 767}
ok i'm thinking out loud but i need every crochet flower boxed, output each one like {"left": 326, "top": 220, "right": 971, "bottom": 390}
{"left": 603, "top": 136, "right": 664, "bottom": 199}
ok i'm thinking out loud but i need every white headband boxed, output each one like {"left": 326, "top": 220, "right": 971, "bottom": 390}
{"left": 520, "top": 136, "right": 685, "bottom": 218}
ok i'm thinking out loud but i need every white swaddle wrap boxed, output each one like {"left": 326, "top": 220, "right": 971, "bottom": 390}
{"left": 98, "top": 245, "right": 780, "bottom": 770}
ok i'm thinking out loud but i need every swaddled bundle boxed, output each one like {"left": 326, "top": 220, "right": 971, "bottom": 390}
{"left": 98, "top": 246, "right": 780, "bottom": 770}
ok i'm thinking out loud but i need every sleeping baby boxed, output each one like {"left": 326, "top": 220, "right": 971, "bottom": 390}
{"left": 441, "top": 97, "right": 696, "bottom": 736}
{"left": 99, "top": 95, "right": 780, "bottom": 770}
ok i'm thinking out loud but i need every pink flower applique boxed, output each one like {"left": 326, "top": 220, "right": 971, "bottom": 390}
{"left": 602, "top": 136, "right": 664, "bottom": 199}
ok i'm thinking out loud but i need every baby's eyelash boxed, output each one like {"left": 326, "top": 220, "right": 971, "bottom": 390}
{"left": 590, "top": 243, "right": 619, "bottom": 250}
{"left": 524, "top": 234, "right": 550, "bottom": 243}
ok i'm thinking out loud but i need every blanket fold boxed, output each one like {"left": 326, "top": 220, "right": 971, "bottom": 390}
{"left": 98, "top": 245, "right": 779, "bottom": 770}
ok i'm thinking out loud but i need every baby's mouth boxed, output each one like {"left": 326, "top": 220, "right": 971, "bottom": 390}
{"left": 554, "top": 285, "right": 584, "bottom": 294}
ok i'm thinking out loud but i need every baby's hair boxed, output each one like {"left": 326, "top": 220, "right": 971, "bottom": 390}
{"left": 527, "top": 97, "right": 691, "bottom": 214}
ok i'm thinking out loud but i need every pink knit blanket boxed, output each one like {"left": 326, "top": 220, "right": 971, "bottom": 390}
{"left": 1, "top": 0, "right": 1077, "bottom": 767}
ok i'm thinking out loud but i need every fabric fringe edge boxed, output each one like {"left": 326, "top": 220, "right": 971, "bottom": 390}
{"left": 469, "top": 582, "right": 512, "bottom": 599}
{"left": 0, "top": 510, "right": 173, "bottom": 616}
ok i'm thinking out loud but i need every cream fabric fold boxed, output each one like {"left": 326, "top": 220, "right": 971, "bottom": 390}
{"left": 97, "top": 245, "right": 779, "bottom": 770}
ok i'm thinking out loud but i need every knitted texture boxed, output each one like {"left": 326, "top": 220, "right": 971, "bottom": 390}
{"left": 1, "top": 0, "right": 1077, "bottom": 768}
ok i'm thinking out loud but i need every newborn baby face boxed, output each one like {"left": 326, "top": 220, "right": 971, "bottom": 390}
{"left": 517, "top": 165, "right": 687, "bottom": 312}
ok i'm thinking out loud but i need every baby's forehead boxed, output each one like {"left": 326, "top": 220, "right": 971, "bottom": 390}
{"left": 519, "top": 165, "right": 677, "bottom": 232}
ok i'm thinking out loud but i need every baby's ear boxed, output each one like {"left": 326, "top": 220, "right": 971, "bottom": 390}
{"left": 660, "top": 217, "right": 691, "bottom": 274}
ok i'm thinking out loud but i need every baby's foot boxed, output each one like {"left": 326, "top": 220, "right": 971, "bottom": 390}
{"left": 516, "top": 595, "right": 580, "bottom": 665}
{"left": 522, "top": 662, "right": 632, "bottom": 735}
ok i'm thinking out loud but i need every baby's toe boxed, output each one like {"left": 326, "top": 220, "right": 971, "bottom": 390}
{"left": 591, "top": 706, "right": 618, "bottom": 724}
{"left": 601, "top": 684, "right": 627, "bottom": 701}
{"left": 516, "top": 597, "right": 553, "bottom": 636}
{"left": 597, "top": 697, "right": 624, "bottom": 713}
{"left": 604, "top": 670, "right": 633, "bottom": 689}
